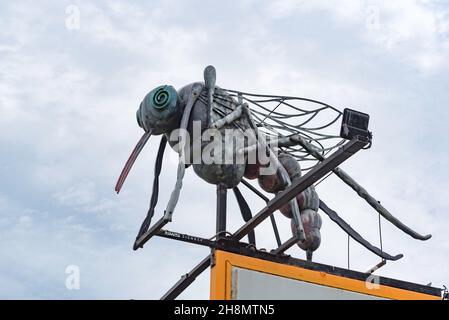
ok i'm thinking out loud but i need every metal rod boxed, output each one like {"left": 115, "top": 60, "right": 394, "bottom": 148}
{"left": 319, "top": 200, "right": 403, "bottom": 261}
{"left": 232, "top": 137, "right": 368, "bottom": 241}
{"left": 232, "top": 187, "right": 256, "bottom": 245}
{"left": 294, "top": 134, "right": 431, "bottom": 241}
{"left": 156, "top": 229, "right": 217, "bottom": 248}
{"left": 161, "top": 255, "right": 212, "bottom": 300}
{"left": 347, "top": 233, "right": 350, "bottom": 270}
{"left": 378, "top": 213, "right": 383, "bottom": 254}
{"left": 269, "top": 215, "right": 282, "bottom": 247}
{"left": 271, "top": 236, "right": 297, "bottom": 254}
{"left": 133, "top": 217, "right": 168, "bottom": 250}
{"left": 241, "top": 179, "right": 269, "bottom": 202}
{"left": 240, "top": 179, "right": 281, "bottom": 246}
{"left": 365, "top": 260, "right": 387, "bottom": 275}
{"left": 216, "top": 184, "right": 227, "bottom": 240}
{"left": 204, "top": 65, "right": 216, "bottom": 126}
{"left": 333, "top": 167, "right": 431, "bottom": 241}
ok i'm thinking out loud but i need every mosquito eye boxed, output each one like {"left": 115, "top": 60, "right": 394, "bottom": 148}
{"left": 137, "top": 85, "right": 180, "bottom": 135}
{"left": 152, "top": 86, "right": 175, "bottom": 110}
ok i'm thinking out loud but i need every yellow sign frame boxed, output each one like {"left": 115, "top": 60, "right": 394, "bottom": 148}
{"left": 210, "top": 250, "right": 440, "bottom": 300}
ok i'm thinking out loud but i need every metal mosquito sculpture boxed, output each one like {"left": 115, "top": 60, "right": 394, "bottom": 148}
{"left": 115, "top": 65, "right": 431, "bottom": 262}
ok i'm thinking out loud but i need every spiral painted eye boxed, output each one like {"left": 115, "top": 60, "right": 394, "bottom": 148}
{"left": 137, "top": 85, "right": 181, "bottom": 135}
{"left": 152, "top": 86, "right": 175, "bottom": 110}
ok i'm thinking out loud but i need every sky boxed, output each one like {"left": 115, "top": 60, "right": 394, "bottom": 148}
{"left": 0, "top": 0, "right": 448, "bottom": 299}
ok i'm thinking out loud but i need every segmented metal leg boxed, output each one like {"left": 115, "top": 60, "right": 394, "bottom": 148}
{"left": 163, "top": 84, "right": 203, "bottom": 221}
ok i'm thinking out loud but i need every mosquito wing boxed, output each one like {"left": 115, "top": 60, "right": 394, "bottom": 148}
{"left": 217, "top": 88, "right": 345, "bottom": 171}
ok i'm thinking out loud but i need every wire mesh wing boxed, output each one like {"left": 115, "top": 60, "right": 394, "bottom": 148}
{"left": 215, "top": 88, "right": 346, "bottom": 171}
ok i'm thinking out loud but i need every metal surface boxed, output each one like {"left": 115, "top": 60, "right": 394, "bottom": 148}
{"left": 156, "top": 229, "right": 218, "bottom": 248}
{"left": 271, "top": 236, "right": 297, "bottom": 255}
{"left": 241, "top": 179, "right": 269, "bottom": 202}
{"left": 133, "top": 217, "right": 168, "bottom": 250}
{"left": 232, "top": 136, "right": 368, "bottom": 241}
{"left": 214, "top": 248, "right": 442, "bottom": 298}
{"left": 204, "top": 65, "right": 216, "bottom": 126}
{"left": 340, "top": 108, "right": 371, "bottom": 140}
{"left": 159, "top": 137, "right": 367, "bottom": 299}
{"left": 116, "top": 66, "right": 436, "bottom": 301}
{"left": 163, "top": 83, "right": 203, "bottom": 220}
{"left": 269, "top": 214, "right": 282, "bottom": 247}
{"left": 132, "top": 84, "right": 203, "bottom": 250}
{"left": 366, "top": 260, "right": 387, "bottom": 274}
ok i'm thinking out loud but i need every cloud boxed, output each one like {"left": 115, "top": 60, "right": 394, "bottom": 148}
{"left": 258, "top": 0, "right": 449, "bottom": 73}
{"left": 0, "top": 0, "right": 448, "bottom": 299}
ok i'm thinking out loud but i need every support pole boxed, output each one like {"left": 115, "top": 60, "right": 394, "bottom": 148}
{"left": 216, "top": 184, "right": 227, "bottom": 240}
{"left": 161, "top": 255, "right": 212, "bottom": 300}
{"left": 160, "top": 136, "right": 367, "bottom": 299}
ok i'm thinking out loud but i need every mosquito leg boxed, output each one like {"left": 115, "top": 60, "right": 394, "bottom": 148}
{"left": 277, "top": 162, "right": 305, "bottom": 242}
{"left": 136, "top": 136, "right": 167, "bottom": 239}
{"left": 240, "top": 101, "right": 306, "bottom": 241}
{"left": 163, "top": 83, "right": 203, "bottom": 221}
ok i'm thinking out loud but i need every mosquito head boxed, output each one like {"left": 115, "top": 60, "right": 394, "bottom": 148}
{"left": 136, "top": 85, "right": 182, "bottom": 135}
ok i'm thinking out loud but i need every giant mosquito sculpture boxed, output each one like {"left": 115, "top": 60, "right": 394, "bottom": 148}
{"left": 115, "top": 66, "right": 431, "bottom": 299}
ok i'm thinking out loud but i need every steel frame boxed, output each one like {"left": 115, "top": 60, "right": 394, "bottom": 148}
{"left": 158, "top": 136, "right": 368, "bottom": 299}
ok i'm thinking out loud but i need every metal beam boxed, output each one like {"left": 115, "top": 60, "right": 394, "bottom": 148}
{"left": 216, "top": 184, "right": 227, "bottom": 240}
{"left": 366, "top": 260, "right": 387, "bottom": 274}
{"left": 240, "top": 179, "right": 269, "bottom": 202}
{"left": 269, "top": 215, "right": 282, "bottom": 247}
{"left": 161, "top": 255, "right": 212, "bottom": 300}
{"left": 232, "top": 136, "right": 368, "bottom": 241}
{"left": 133, "top": 217, "right": 168, "bottom": 250}
{"left": 156, "top": 229, "right": 217, "bottom": 248}
{"left": 271, "top": 236, "right": 297, "bottom": 255}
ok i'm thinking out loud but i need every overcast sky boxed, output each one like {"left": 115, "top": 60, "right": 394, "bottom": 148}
{"left": 1, "top": 0, "right": 448, "bottom": 299}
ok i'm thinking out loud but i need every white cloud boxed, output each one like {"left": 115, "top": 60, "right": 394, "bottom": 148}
{"left": 259, "top": 0, "right": 449, "bottom": 73}
{"left": 0, "top": 0, "right": 448, "bottom": 299}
